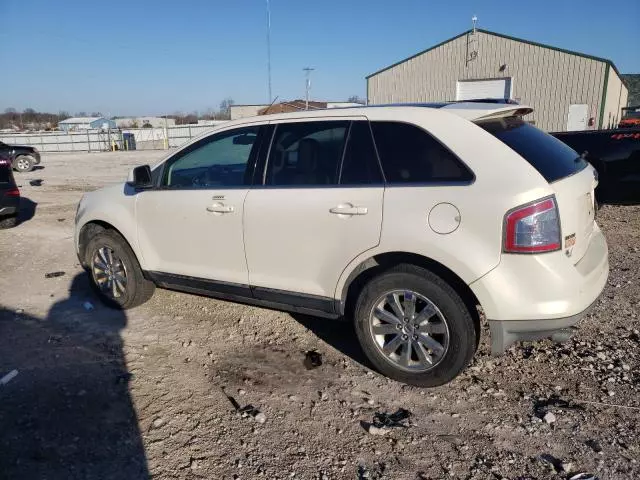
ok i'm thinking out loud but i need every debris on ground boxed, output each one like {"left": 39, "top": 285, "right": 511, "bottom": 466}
{"left": 543, "top": 411, "right": 557, "bottom": 424}
{"left": 570, "top": 474, "right": 599, "bottom": 480}
{"left": 29, "top": 179, "right": 43, "bottom": 186}
{"left": 533, "top": 394, "right": 585, "bottom": 416}
{"left": 82, "top": 301, "right": 94, "bottom": 311}
{"left": 44, "top": 271, "right": 66, "bottom": 279}
{"left": 366, "top": 425, "right": 389, "bottom": 436}
{"left": 361, "top": 408, "right": 413, "bottom": 435}
{"left": 539, "top": 453, "right": 566, "bottom": 473}
{"left": 222, "top": 388, "right": 266, "bottom": 423}
{"left": 0, "top": 369, "right": 19, "bottom": 386}
{"left": 57, "top": 218, "right": 65, "bottom": 222}
{"left": 372, "top": 408, "right": 412, "bottom": 428}
{"left": 303, "top": 350, "right": 322, "bottom": 369}
{"left": 585, "top": 439, "right": 603, "bottom": 453}
{"left": 152, "top": 418, "right": 166, "bottom": 428}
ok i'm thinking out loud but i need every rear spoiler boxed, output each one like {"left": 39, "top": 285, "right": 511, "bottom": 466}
{"left": 441, "top": 103, "right": 534, "bottom": 122}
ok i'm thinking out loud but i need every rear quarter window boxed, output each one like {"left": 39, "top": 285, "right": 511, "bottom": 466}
{"left": 370, "top": 121, "right": 473, "bottom": 184}
{"left": 478, "top": 117, "right": 587, "bottom": 182}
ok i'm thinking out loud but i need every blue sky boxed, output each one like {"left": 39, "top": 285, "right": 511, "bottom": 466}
{"left": 1, "top": 0, "right": 638, "bottom": 116}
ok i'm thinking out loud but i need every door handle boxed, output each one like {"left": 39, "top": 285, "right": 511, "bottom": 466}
{"left": 329, "top": 204, "right": 368, "bottom": 216}
{"left": 206, "top": 203, "right": 234, "bottom": 214}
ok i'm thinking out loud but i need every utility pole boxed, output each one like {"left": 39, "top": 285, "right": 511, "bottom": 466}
{"left": 303, "top": 67, "right": 314, "bottom": 110}
{"left": 266, "top": 0, "right": 272, "bottom": 103}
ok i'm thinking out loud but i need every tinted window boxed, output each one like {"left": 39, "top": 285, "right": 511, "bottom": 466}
{"left": 370, "top": 122, "right": 473, "bottom": 183}
{"left": 266, "top": 121, "right": 348, "bottom": 186}
{"left": 340, "top": 122, "right": 383, "bottom": 185}
{"left": 479, "top": 117, "right": 587, "bottom": 182}
{"left": 164, "top": 127, "right": 259, "bottom": 188}
{"left": 0, "top": 164, "right": 12, "bottom": 183}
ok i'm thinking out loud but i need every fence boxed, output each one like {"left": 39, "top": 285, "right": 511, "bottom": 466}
{"left": 0, "top": 122, "right": 229, "bottom": 153}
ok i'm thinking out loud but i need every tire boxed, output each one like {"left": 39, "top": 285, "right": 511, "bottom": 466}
{"left": 353, "top": 264, "right": 476, "bottom": 387}
{"left": 0, "top": 216, "right": 18, "bottom": 229}
{"left": 85, "top": 229, "right": 155, "bottom": 309}
{"left": 14, "top": 155, "right": 35, "bottom": 173}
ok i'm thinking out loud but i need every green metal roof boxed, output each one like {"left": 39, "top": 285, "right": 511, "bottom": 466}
{"left": 366, "top": 28, "right": 624, "bottom": 82}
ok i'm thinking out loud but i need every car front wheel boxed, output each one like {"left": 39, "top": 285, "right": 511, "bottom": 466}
{"left": 353, "top": 264, "right": 476, "bottom": 387}
{"left": 85, "top": 230, "right": 155, "bottom": 309}
{"left": 14, "top": 155, "right": 35, "bottom": 172}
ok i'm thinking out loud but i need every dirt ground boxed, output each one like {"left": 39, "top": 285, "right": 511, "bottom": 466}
{"left": 0, "top": 151, "right": 638, "bottom": 480}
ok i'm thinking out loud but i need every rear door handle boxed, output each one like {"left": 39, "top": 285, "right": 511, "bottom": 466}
{"left": 206, "top": 203, "right": 234, "bottom": 214}
{"left": 329, "top": 204, "right": 368, "bottom": 216}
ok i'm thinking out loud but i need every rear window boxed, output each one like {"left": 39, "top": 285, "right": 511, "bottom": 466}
{"left": 478, "top": 117, "right": 588, "bottom": 182}
{"left": 370, "top": 121, "right": 474, "bottom": 184}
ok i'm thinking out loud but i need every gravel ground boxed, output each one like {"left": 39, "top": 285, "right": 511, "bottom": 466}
{"left": 0, "top": 151, "right": 638, "bottom": 480}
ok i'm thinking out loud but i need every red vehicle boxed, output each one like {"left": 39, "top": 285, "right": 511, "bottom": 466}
{"left": 619, "top": 106, "right": 640, "bottom": 129}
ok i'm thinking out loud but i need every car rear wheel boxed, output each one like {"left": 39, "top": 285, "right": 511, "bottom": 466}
{"left": 85, "top": 230, "right": 155, "bottom": 309}
{"left": 14, "top": 155, "right": 35, "bottom": 173}
{"left": 353, "top": 264, "right": 476, "bottom": 387}
{"left": 0, "top": 216, "right": 18, "bottom": 229}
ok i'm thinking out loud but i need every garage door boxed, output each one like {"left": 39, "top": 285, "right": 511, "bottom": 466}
{"left": 456, "top": 78, "right": 512, "bottom": 101}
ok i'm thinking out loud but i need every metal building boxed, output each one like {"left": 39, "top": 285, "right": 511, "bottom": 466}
{"left": 58, "top": 117, "right": 116, "bottom": 132}
{"left": 367, "top": 29, "right": 628, "bottom": 131}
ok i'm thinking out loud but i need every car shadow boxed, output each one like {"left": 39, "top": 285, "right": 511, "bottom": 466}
{"left": 289, "top": 313, "right": 372, "bottom": 368}
{"left": 17, "top": 197, "right": 37, "bottom": 224}
{"left": 0, "top": 273, "right": 149, "bottom": 479}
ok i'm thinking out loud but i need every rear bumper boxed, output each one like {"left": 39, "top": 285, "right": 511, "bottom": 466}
{"left": 0, "top": 205, "right": 18, "bottom": 216}
{"left": 0, "top": 198, "right": 19, "bottom": 216}
{"left": 488, "top": 300, "right": 595, "bottom": 354}
{"left": 470, "top": 224, "right": 609, "bottom": 353}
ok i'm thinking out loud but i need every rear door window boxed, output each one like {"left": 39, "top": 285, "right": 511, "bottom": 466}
{"left": 340, "top": 121, "right": 383, "bottom": 185}
{"left": 478, "top": 117, "right": 587, "bottom": 182}
{"left": 370, "top": 121, "right": 473, "bottom": 184}
{"left": 265, "top": 121, "right": 348, "bottom": 186}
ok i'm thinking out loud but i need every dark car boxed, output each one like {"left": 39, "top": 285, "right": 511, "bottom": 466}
{"left": 0, "top": 140, "right": 41, "bottom": 172}
{"left": 551, "top": 128, "right": 640, "bottom": 204}
{"left": 0, "top": 156, "right": 20, "bottom": 228}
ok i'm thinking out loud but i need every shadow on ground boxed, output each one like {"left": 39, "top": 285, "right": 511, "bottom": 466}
{"left": 290, "top": 313, "right": 371, "bottom": 368}
{"left": 17, "top": 197, "right": 37, "bottom": 224}
{"left": 0, "top": 273, "right": 148, "bottom": 479}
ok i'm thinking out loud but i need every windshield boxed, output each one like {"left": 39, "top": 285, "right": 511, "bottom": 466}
{"left": 477, "top": 116, "right": 588, "bottom": 182}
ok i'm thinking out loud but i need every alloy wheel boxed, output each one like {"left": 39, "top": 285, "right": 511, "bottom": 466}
{"left": 369, "top": 290, "right": 450, "bottom": 372}
{"left": 91, "top": 246, "right": 128, "bottom": 300}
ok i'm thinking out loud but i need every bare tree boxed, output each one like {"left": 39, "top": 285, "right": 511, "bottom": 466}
{"left": 218, "top": 98, "right": 235, "bottom": 120}
{"left": 201, "top": 108, "right": 217, "bottom": 120}
{"left": 347, "top": 95, "right": 366, "bottom": 105}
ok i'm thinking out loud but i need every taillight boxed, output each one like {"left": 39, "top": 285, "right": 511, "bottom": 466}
{"left": 503, "top": 197, "right": 561, "bottom": 253}
{"left": 6, "top": 187, "right": 20, "bottom": 197}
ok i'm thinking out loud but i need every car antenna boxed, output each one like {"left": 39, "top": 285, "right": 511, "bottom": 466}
{"left": 264, "top": 95, "right": 279, "bottom": 115}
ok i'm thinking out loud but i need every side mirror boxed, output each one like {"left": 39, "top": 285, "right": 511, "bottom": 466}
{"left": 129, "top": 165, "right": 153, "bottom": 188}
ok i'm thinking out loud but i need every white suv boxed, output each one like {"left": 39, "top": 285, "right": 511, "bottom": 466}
{"left": 75, "top": 103, "right": 608, "bottom": 387}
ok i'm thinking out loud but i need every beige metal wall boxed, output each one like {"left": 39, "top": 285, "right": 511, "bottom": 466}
{"left": 367, "top": 31, "right": 610, "bottom": 131}
{"left": 230, "top": 105, "right": 267, "bottom": 120}
{"left": 603, "top": 69, "right": 628, "bottom": 129}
